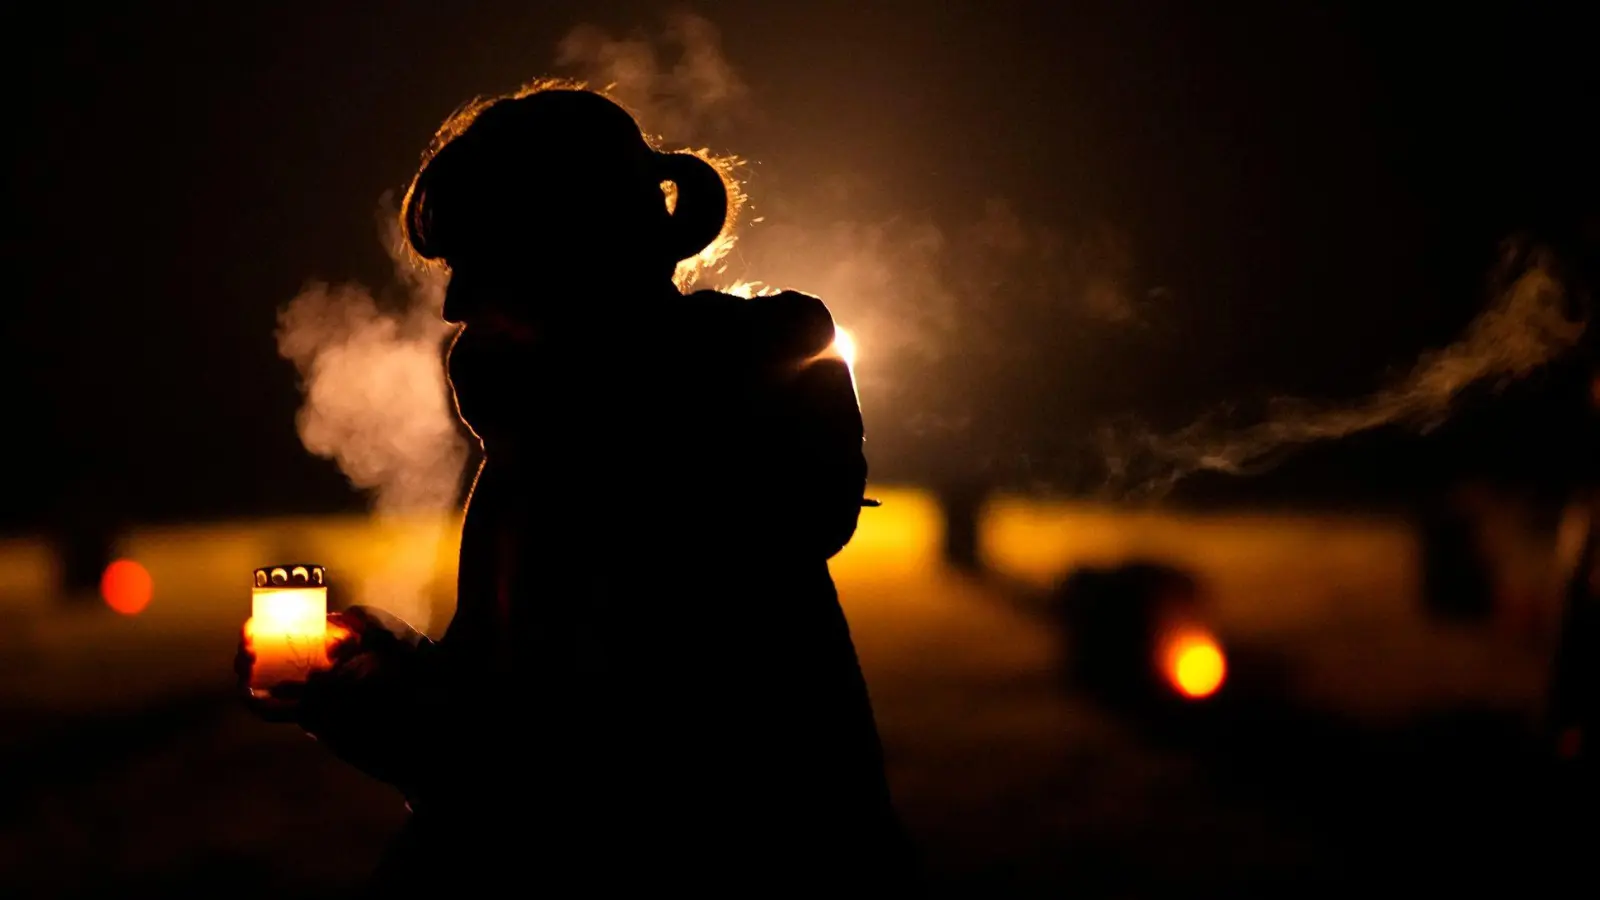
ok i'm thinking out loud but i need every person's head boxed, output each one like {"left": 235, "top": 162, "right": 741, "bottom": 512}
{"left": 400, "top": 82, "right": 732, "bottom": 325}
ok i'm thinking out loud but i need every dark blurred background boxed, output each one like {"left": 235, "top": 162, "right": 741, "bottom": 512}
{"left": 3, "top": 1, "right": 1596, "bottom": 896}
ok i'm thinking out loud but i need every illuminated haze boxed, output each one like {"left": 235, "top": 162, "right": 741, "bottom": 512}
{"left": 275, "top": 11, "right": 1588, "bottom": 613}
{"left": 571, "top": 17, "right": 1587, "bottom": 495}
{"left": 553, "top": 12, "right": 1149, "bottom": 470}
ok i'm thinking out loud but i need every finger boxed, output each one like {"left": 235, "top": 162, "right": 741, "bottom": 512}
{"left": 329, "top": 607, "right": 381, "bottom": 637}
{"left": 242, "top": 688, "right": 301, "bottom": 723}
{"left": 326, "top": 610, "right": 360, "bottom": 634}
{"left": 301, "top": 661, "right": 366, "bottom": 706}
{"left": 340, "top": 606, "right": 415, "bottom": 650}
{"left": 326, "top": 625, "right": 363, "bottom": 664}
{"left": 310, "top": 654, "right": 380, "bottom": 693}
{"left": 233, "top": 640, "right": 258, "bottom": 680}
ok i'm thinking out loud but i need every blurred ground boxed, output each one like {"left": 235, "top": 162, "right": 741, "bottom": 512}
{"left": 0, "top": 488, "right": 1587, "bottom": 897}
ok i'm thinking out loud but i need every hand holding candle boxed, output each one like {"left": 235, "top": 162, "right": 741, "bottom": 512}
{"left": 235, "top": 599, "right": 438, "bottom": 788}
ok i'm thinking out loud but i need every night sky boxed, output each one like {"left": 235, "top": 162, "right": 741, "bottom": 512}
{"left": 8, "top": 1, "right": 1595, "bottom": 531}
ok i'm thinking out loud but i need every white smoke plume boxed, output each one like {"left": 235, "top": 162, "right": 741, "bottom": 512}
{"left": 1097, "top": 242, "right": 1587, "bottom": 499}
{"left": 275, "top": 203, "right": 468, "bottom": 630}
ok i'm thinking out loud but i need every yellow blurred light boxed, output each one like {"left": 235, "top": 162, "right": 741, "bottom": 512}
{"left": 1161, "top": 627, "right": 1227, "bottom": 699}
{"left": 830, "top": 485, "right": 941, "bottom": 579}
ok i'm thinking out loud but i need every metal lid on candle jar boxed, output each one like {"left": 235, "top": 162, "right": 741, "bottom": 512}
{"left": 254, "top": 564, "right": 327, "bottom": 588}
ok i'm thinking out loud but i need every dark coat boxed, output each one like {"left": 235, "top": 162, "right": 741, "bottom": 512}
{"left": 300, "top": 290, "right": 916, "bottom": 893}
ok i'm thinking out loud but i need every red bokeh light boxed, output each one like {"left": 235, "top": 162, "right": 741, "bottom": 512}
{"left": 101, "top": 559, "right": 153, "bottom": 615}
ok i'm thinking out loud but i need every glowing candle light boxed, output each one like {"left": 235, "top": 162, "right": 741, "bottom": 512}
{"left": 246, "top": 563, "right": 331, "bottom": 694}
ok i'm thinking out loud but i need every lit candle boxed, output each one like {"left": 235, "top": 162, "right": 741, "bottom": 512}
{"left": 246, "top": 563, "right": 331, "bottom": 694}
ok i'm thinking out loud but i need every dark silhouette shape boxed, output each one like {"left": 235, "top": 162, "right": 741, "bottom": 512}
{"left": 1051, "top": 562, "right": 1192, "bottom": 703}
{"left": 1544, "top": 339, "right": 1599, "bottom": 773}
{"left": 238, "top": 85, "right": 917, "bottom": 892}
{"left": 1416, "top": 493, "right": 1496, "bottom": 623}
{"left": 49, "top": 478, "right": 120, "bottom": 604}
{"left": 1547, "top": 496, "right": 1598, "bottom": 767}
{"left": 934, "top": 479, "right": 987, "bottom": 572}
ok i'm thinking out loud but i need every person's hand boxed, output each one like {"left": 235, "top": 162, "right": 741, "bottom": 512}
{"left": 237, "top": 606, "right": 438, "bottom": 791}
{"left": 291, "top": 607, "right": 416, "bottom": 735}
{"left": 234, "top": 612, "right": 363, "bottom": 723}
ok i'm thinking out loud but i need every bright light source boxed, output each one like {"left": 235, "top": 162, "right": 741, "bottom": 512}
{"left": 1161, "top": 627, "right": 1227, "bottom": 699}
{"left": 832, "top": 326, "right": 857, "bottom": 369}
{"left": 101, "top": 559, "right": 152, "bottom": 615}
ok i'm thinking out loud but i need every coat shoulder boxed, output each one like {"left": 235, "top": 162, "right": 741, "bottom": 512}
{"left": 686, "top": 288, "right": 836, "bottom": 360}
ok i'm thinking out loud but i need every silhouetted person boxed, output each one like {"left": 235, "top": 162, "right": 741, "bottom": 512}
{"left": 236, "top": 85, "right": 916, "bottom": 892}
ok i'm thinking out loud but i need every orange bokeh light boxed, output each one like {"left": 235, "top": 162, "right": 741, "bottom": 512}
{"left": 1161, "top": 627, "right": 1227, "bottom": 699}
{"left": 101, "top": 559, "right": 153, "bottom": 615}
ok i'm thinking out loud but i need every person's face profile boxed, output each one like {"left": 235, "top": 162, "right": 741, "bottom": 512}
{"left": 442, "top": 261, "right": 532, "bottom": 329}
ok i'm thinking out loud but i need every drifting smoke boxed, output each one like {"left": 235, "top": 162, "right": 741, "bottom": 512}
{"left": 556, "top": 18, "right": 1591, "bottom": 497}
{"left": 275, "top": 204, "right": 468, "bottom": 629}
{"left": 1098, "top": 242, "right": 1587, "bottom": 499}
{"left": 556, "top": 12, "right": 752, "bottom": 145}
